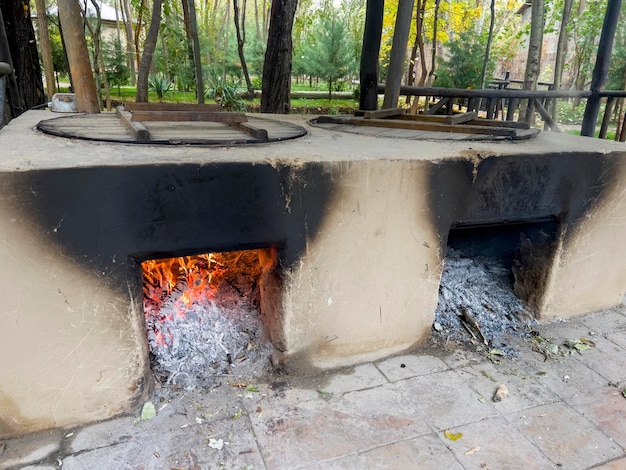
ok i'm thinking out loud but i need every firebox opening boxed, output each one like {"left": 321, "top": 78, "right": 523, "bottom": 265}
{"left": 141, "top": 247, "right": 277, "bottom": 389}
{"left": 434, "top": 218, "right": 560, "bottom": 350}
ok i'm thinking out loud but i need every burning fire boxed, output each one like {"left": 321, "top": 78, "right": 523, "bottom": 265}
{"left": 142, "top": 251, "right": 263, "bottom": 346}
{"left": 141, "top": 249, "right": 270, "bottom": 387}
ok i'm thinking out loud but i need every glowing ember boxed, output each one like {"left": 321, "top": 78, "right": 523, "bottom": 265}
{"left": 142, "top": 250, "right": 269, "bottom": 388}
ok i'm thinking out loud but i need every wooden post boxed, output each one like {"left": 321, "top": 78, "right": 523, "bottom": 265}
{"left": 359, "top": 0, "right": 384, "bottom": 111}
{"left": 383, "top": 0, "right": 414, "bottom": 109}
{"left": 581, "top": 0, "right": 622, "bottom": 136}
{"left": 599, "top": 97, "right": 615, "bottom": 139}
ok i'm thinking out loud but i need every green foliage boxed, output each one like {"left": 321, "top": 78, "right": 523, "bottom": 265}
{"left": 298, "top": 13, "right": 357, "bottom": 98}
{"left": 148, "top": 73, "right": 174, "bottom": 100}
{"left": 435, "top": 31, "right": 495, "bottom": 89}
{"left": 205, "top": 72, "right": 247, "bottom": 111}
{"left": 607, "top": 9, "right": 626, "bottom": 90}
{"left": 103, "top": 38, "right": 131, "bottom": 94}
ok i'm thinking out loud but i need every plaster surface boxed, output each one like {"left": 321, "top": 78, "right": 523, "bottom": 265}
{"left": 1, "top": 111, "right": 625, "bottom": 437}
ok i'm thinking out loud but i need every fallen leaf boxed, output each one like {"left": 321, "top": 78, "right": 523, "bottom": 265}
{"left": 493, "top": 384, "right": 509, "bottom": 402}
{"left": 444, "top": 429, "right": 463, "bottom": 441}
{"left": 465, "top": 446, "right": 481, "bottom": 455}
{"left": 140, "top": 401, "right": 156, "bottom": 421}
{"left": 208, "top": 438, "right": 224, "bottom": 450}
{"left": 580, "top": 337, "right": 596, "bottom": 347}
{"left": 230, "top": 381, "right": 248, "bottom": 388}
{"left": 433, "top": 321, "right": 443, "bottom": 332}
{"left": 233, "top": 409, "right": 248, "bottom": 419}
{"left": 245, "top": 385, "right": 260, "bottom": 392}
{"left": 478, "top": 397, "right": 486, "bottom": 404}
{"left": 573, "top": 342, "right": 591, "bottom": 353}
{"left": 481, "top": 370, "right": 497, "bottom": 382}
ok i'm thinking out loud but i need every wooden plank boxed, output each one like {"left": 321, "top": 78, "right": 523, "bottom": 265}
{"left": 235, "top": 122, "right": 269, "bottom": 139}
{"left": 336, "top": 117, "right": 517, "bottom": 137}
{"left": 129, "top": 111, "right": 248, "bottom": 123}
{"left": 116, "top": 107, "right": 150, "bottom": 141}
{"left": 464, "top": 119, "right": 530, "bottom": 129}
{"left": 397, "top": 112, "right": 478, "bottom": 125}
{"left": 125, "top": 102, "right": 223, "bottom": 112}
{"left": 533, "top": 98, "right": 561, "bottom": 132}
{"left": 425, "top": 97, "right": 449, "bottom": 115}
{"left": 356, "top": 108, "right": 405, "bottom": 119}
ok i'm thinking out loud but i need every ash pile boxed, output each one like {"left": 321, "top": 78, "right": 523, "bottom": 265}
{"left": 144, "top": 252, "right": 272, "bottom": 390}
{"left": 434, "top": 247, "right": 535, "bottom": 353}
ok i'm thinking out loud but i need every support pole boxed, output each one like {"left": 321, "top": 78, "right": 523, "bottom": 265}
{"left": 359, "top": 0, "right": 384, "bottom": 111}
{"left": 581, "top": 0, "right": 622, "bottom": 136}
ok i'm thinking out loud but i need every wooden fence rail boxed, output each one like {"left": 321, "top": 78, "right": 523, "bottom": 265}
{"left": 377, "top": 85, "right": 626, "bottom": 142}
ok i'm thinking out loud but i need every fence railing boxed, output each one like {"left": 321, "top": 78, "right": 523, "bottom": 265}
{"left": 379, "top": 85, "right": 626, "bottom": 142}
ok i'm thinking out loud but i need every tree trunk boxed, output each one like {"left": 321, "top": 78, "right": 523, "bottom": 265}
{"left": 121, "top": 0, "right": 136, "bottom": 85}
{"left": 57, "top": 0, "right": 99, "bottom": 113}
{"left": 427, "top": 0, "right": 440, "bottom": 86}
{"left": 410, "top": 0, "right": 428, "bottom": 112}
{"left": 359, "top": 0, "right": 384, "bottom": 111}
{"left": 551, "top": 0, "right": 573, "bottom": 122}
{"left": 182, "top": 0, "right": 205, "bottom": 103}
{"left": 136, "top": 0, "right": 163, "bottom": 103}
{"left": 234, "top": 0, "right": 254, "bottom": 97}
{"left": 260, "top": 0, "right": 298, "bottom": 113}
{"left": 134, "top": 0, "right": 146, "bottom": 71}
{"left": 1, "top": 1, "right": 46, "bottom": 118}
{"left": 581, "top": 0, "right": 623, "bottom": 136}
{"left": 383, "top": 0, "right": 414, "bottom": 109}
{"left": 479, "top": 0, "right": 495, "bottom": 89}
{"left": 35, "top": 0, "right": 56, "bottom": 100}
{"left": 85, "top": 0, "right": 111, "bottom": 111}
{"left": 521, "top": 0, "right": 545, "bottom": 122}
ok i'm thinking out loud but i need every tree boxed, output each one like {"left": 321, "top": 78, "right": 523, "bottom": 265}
{"left": 57, "top": 0, "right": 99, "bottom": 113}
{"left": 521, "top": 0, "right": 545, "bottom": 122}
{"left": 260, "top": 0, "right": 298, "bottom": 113}
{"left": 233, "top": 0, "right": 255, "bottom": 96}
{"left": 1, "top": 0, "right": 45, "bottom": 120}
{"left": 34, "top": 0, "right": 56, "bottom": 100}
{"left": 182, "top": 0, "right": 205, "bottom": 103}
{"left": 137, "top": 0, "right": 164, "bottom": 102}
{"left": 479, "top": 0, "right": 495, "bottom": 89}
{"left": 301, "top": 14, "right": 354, "bottom": 99}
{"left": 435, "top": 30, "right": 493, "bottom": 89}
{"left": 103, "top": 37, "right": 131, "bottom": 95}
{"left": 551, "top": 0, "right": 573, "bottom": 122}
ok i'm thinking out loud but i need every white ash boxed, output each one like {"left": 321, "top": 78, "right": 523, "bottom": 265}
{"left": 434, "top": 247, "right": 535, "bottom": 352}
{"left": 145, "top": 277, "right": 271, "bottom": 390}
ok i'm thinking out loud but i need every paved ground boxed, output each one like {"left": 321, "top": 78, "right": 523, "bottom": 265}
{"left": 2, "top": 307, "right": 626, "bottom": 470}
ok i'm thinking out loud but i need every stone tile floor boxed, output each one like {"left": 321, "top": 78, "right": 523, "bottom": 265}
{"left": 2, "top": 307, "right": 626, "bottom": 470}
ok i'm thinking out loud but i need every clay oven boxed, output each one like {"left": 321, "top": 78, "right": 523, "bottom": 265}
{"left": 1, "top": 111, "right": 626, "bottom": 438}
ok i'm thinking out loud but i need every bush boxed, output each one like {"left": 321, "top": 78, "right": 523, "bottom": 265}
{"left": 205, "top": 74, "right": 247, "bottom": 111}
{"left": 148, "top": 73, "right": 173, "bottom": 101}
{"left": 435, "top": 31, "right": 495, "bottom": 89}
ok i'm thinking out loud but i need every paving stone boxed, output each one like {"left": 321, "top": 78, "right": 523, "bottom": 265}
{"left": 516, "top": 354, "right": 608, "bottom": 399}
{"left": 565, "top": 385, "right": 626, "bottom": 448}
{"left": 506, "top": 402, "right": 624, "bottom": 469}
{"left": 376, "top": 353, "right": 448, "bottom": 382}
{"left": 441, "top": 417, "right": 554, "bottom": 469}
{"left": 591, "top": 457, "right": 626, "bottom": 469}
{"left": 398, "top": 370, "right": 499, "bottom": 431}
{"left": 579, "top": 309, "right": 626, "bottom": 334}
{"left": 63, "top": 415, "right": 264, "bottom": 470}
{"left": 360, "top": 434, "right": 463, "bottom": 469}
{"left": 330, "top": 384, "right": 431, "bottom": 449}
{"left": 0, "top": 430, "right": 62, "bottom": 470}
{"left": 322, "top": 363, "right": 388, "bottom": 396}
{"left": 248, "top": 395, "right": 355, "bottom": 470}
{"left": 457, "top": 361, "right": 558, "bottom": 414}
{"left": 606, "top": 330, "right": 626, "bottom": 350}
{"left": 315, "top": 453, "right": 368, "bottom": 469}
{"left": 571, "top": 337, "right": 626, "bottom": 383}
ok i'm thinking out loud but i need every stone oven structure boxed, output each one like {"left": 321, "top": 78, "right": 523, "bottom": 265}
{"left": 1, "top": 111, "right": 625, "bottom": 438}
